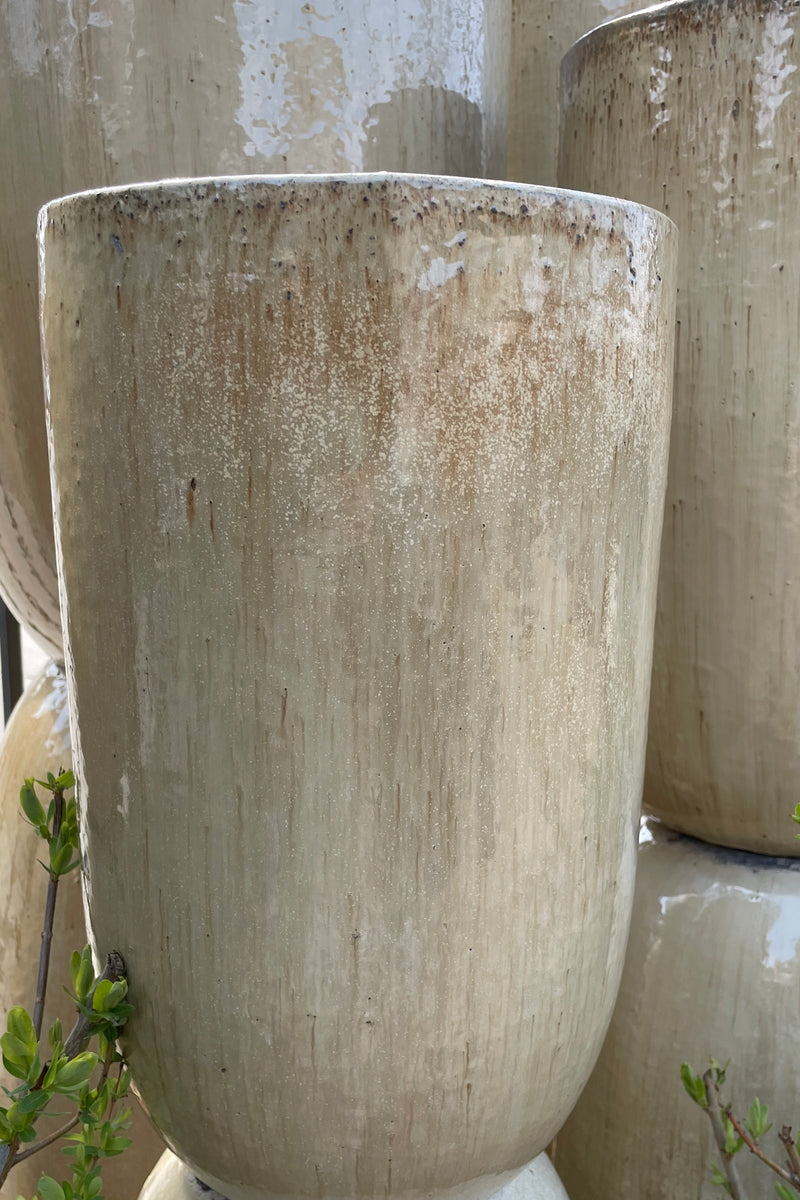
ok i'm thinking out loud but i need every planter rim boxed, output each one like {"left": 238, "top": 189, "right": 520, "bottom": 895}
{"left": 37, "top": 171, "right": 677, "bottom": 239}
{"left": 563, "top": 0, "right": 781, "bottom": 69}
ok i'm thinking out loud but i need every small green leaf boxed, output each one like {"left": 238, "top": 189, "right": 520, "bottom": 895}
{"left": 49, "top": 1018, "right": 63, "bottom": 1053}
{"left": 4, "top": 1097, "right": 40, "bottom": 1134}
{"left": 50, "top": 1051, "right": 98, "bottom": 1094}
{"left": 36, "top": 1176, "right": 66, "bottom": 1200}
{"left": 71, "top": 948, "right": 95, "bottom": 1004}
{"left": 746, "top": 1097, "right": 771, "bottom": 1140}
{"left": 92, "top": 979, "right": 126, "bottom": 1013}
{"left": 15, "top": 1089, "right": 50, "bottom": 1116}
{"left": 92, "top": 980, "right": 113, "bottom": 1012}
{"left": 20, "top": 781, "right": 47, "bottom": 830}
{"left": 681, "top": 1063, "right": 708, "bottom": 1108}
{"left": 49, "top": 841, "right": 75, "bottom": 876}
{"left": 1, "top": 1033, "right": 34, "bottom": 1080}
{"left": 721, "top": 1112, "right": 743, "bottom": 1157}
{"left": 709, "top": 1057, "right": 729, "bottom": 1087}
{"left": 55, "top": 769, "right": 75, "bottom": 790}
{"left": 7, "top": 1007, "right": 36, "bottom": 1051}
{"left": 105, "top": 1134, "right": 132, "bottom": 1156}
{"left": 42, "top": 1049, "right": 66, "bottom": 1090}
{"left": 710, "top": 1163, "right": 734, "bottom": 1196}
{"left": 776, "top": 1183, "right": 795, "bottom": 1200}
{"left": 57, "top": 856, "right": 82, "bottom": 876}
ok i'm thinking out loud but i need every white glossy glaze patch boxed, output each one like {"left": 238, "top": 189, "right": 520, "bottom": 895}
{"left": 557, "top": 821, "right": 800, "bottom": 1199}
{"left": 232, "top": 1, "right": 488, "bottom": 168}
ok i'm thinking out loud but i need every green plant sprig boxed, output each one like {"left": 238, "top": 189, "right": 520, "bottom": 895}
{"left": 682, "top": 1061, "right": 800, "bottom": 1197}
{"left": 0, "top": 773, "right": 135, "bottom": 1200}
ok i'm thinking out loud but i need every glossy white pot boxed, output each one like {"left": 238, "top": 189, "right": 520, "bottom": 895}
{"left": 40, "top": 174, "right": 676, "bottom": 1200}
{"left": 506, "top": 0, "right": 649, "bottom": 186}
{"left": 555, "top": 820, "right": 800, "bottom": 1199}
{"left": 138, "top": 1150, "right": 571, "bottom": 1200}
{"left": 559, "top": 0, "right": 800, "bottom": 854}
{"left": 0, "top": 0, "right": 511, "bottom": 658}
{"left": 0, "top": 663, "right": 164, "bottom": 1197}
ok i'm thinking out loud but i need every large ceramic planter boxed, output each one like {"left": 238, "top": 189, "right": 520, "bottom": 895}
{"left": 0, "top": 0, "right": 511, "bottom": 659}
{"left": 138, "top": 1149, "right": 571, "bottom": 1200}
{"left": 555, "top": 820, "right": 800, "bottom": 1199}
{"left": 0, "top": 662, "right": 164, "bottom": 1196}
{"left": 560, "top": 0, "right": 800, "bottom": 854}
{"left": 40, "top": 174, "right": 676, "bottom": 1200}
{"left": 506, "top": 0, "right": 649, "bottom": 185}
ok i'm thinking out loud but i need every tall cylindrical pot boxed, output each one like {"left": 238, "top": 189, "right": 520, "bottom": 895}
{"left": 560, "top": 0, "right": 800, "bottom": 854}
{"left": 40, "top": 174, "right": 676, "bottom": 1200}
{"left": 506, "top": 0, "right": 650, "bottom": 186}
{"left": 0, "top": 663, "right": 164, "bottom": 1196}
{"left": 0, "top": 0, "right": 511, "bottom": 658}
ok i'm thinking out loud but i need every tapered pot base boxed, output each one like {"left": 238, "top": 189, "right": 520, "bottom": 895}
{"left": 138, "top": 1152, "right": 570, "bottom": 1200}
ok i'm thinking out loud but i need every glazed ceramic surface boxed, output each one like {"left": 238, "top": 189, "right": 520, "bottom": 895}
{"left": 556, "top": 819, "right": 800, "bottom": 1200}
{"left": 559, "top": 0, "right": 800, "bottom": 853}
{"left": 506, "top": 0, "right": 649, "bottom": 186}
{"left": 0, "top": 663, "right": 164, "bottom": 1197}
{"left": 40, "top": 174, "right": 676, "bottom": 1200}
{"left": 138, "top": 1151, "right": 571, "bottom": 1200}
{"left": 0, "top": 0, "right": 511, "bottom": 658}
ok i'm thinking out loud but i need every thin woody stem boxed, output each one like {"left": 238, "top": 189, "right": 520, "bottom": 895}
{"left": 726, "top": 1109, "right": 800, "bottom": 1190}
{"left": 13, "top": 1113, "right": 81, "bottom": 1162}
{"left": 703, "top": 1071, "right": 747, "bottom": 1200}
{"left": 32, "top": 782, "right": 65, "bottom": 1039}
{"left": 779, "top": 1127, "right": 800, "bottom": 1189}
{"left": 0, "top": 781, "right": 69, "bottom": 1188}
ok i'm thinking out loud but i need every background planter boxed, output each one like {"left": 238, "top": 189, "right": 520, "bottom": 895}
{"left": 0, "top": 662, "right": 163, "bottom": 1197}
{"left": 559, "top": 0, "right": 800, "bottom": 854}
{"left": 0, "top": 0, "right": 511, "bottom": 658}
{"left": 41, "top": 174, "right": 676, "bottom": 1200}
{"left": 506, "top": 0, "right": 649, "bottom": 186}
{"left": 555, "top": 820, "right": 800, "bottom": 1199}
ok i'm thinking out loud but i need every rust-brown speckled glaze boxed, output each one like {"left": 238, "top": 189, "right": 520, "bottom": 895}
{"left": 40, "top": 175, "right": 676, "bottom": 1200}
{"left": 560, "top": 0, "right": 800, "bottom": 854}
{"left": 0, "top": 0, "right": 511, "bottom": 659}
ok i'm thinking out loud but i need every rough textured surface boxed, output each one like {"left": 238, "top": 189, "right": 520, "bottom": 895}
{"left": 556, "top": 819, "right": 800, "bottom": 1199}
{"left": 560, "top": 0, "right": 800, "bottom": 853}
{"left": 0, "top": 0, "right": 511, "bottom": 658}
{"left": 41, "top": 174, "right": 676, "bottom": 1200}
{"left": 138, "top": 1150, "right": 570, "bottom": 1200}
{"left": 0, "top": 662, "right": 164, "bottom": 1197}
{"left": 506, "top": 0, "right": 650, "bottom": 186}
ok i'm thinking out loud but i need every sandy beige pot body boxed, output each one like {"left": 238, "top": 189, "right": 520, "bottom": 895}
{"left": 0, "top": 0, "right": 511, "bottom": 659}
{"left": 0, "top": 663, "right": 164, "bottom": 1197}
{"left": 40, "top": 175, "right": 676, "bottom": 1200}
{"left": 560, "top": 0, "right": 800, "bottom": 853}
{"left": 506, "top": 0, "right": 649, "bottom": 186}
{"left": 138, "top": 1150, "right": 571, "bottom": 1200}
{"left": 555, "top": 820, "right": 800, "bottom": 1199}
